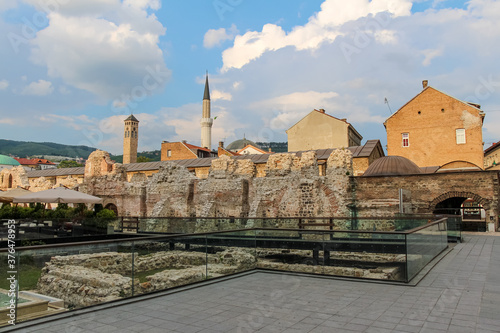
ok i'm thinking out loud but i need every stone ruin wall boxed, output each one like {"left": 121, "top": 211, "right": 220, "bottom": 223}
{"left": 354, "top": 171, "right": 500, "bottom": 222}
{"left": 78, "top": 149, "right": 356, "bottom": 230}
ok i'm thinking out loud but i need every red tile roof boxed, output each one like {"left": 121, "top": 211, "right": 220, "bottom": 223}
{"left": 14, "top": 158, "right": 55, "bottom": 165}
{"left": 485, "top": 142, "right": 500, "bottom": 154}
{"left": 14, "top": 158, "right": 37, "bottom": 165}
{"left": 34, "top": 159, "right": 55, "bottom": 165}
{"left": 184, "top": 143, "right": 212, "bottom": 153}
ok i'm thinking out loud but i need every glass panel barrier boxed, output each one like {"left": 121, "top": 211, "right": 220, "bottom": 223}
{"left": 19, "top": 240, "right": 135, "bottom": 314}
{"left": 446, "top": 216, "right": 462, "bottom": 242}
{"left": 206, "top": 230, "right": 256, "bottom": 280}
{"left": 0, "top": 218, "right": 453, "bottom": 326}
{"left": 406, "top": 220, "right": 448, "bottom": 282}
{"left": 323, "top": 231, "right": 407, "bottom": 282}
{"left": 255, "top": 229, "right": 326, "bottom": 275}
{"left": 1, "top": 251, "right": 20, "bottom": 327}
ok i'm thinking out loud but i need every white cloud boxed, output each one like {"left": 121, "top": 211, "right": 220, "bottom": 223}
{"left": 374, "top": 29, "right": 398, "bottom": 44}
{"left": 0, "top": 118, "right": 16, "bottom": 125}
{"left": 421, "top": 48, "right": 443, "bottom": 66}
{"left": 21, "top": 79, "right": 53, "bottom": 96}
{"left": 251, "top": 91, "right": 340, "bottom": 131}
{"left": 211, "top": 89, "right": 232, "bottom": 101}
{"left": 24, "top": 0, "right": 169, "bottom": 100}
{"left": 232, "top": 81, "right": 242, "bottom": 90}
{"left": 0, "top": 80, "right": 9, "bottom": 90}
{"left": 221, "top": 0, "right": 412, "bottom": 71}
{"left": 203, "top": 24, "right": 239, "bottom": 49}
{"left": 0, "top": 1, "right": 19, "bottom": 11}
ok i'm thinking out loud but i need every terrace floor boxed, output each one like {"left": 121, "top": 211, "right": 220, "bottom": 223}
{"left": 4, "top": 234, "right": 500, "bottom": 333}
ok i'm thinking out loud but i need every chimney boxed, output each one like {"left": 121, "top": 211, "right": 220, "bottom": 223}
{"left": 219, "top": 141, "right": 224, "bottom": 148}
{"left": 182, "top": 140, "right": 187, "bottom": 144}
{"left": 422, "top": 80, "right": 428, "bottom": 89}
{"left": 318, "top": 109, "right": 325, "bottom": 113}
{"left": 467, "top": 102, "right": 481, "bottom": 109}
{"left": 268, "top": 147, "right": 272, "bottom": 153}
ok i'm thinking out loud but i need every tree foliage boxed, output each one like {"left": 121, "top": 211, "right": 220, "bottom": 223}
{"left": 57, "top": 160, "right": 83, "bottom": 168}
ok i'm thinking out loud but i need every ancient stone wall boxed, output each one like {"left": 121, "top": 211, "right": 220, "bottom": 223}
{"left": 0, "top": 166, "right": 30, "bottom": 190}
{"left": 354, "top": 171, "right": 500, "bottom": 223}
{"left": 84, "top": 149, "right": 120, "bottom": 178}
{"left": 75, "top": 149, "right": 499, "bottom": 230}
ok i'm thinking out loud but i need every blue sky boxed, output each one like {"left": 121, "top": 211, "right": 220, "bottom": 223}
{"left": 0, "top": 0, "right": 499, "bottom": 155}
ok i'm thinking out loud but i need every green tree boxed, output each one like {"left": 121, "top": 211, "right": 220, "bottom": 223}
{"left": 137, "top": 156, "right": 152, "bottom": 163}
{"left": 57, "top": 160, "right": 83, "bottom": 168}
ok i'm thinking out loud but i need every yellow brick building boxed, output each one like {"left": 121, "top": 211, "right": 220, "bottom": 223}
{"left": 286, "top": 109, "right": 362, "bottom": 152}
{"left": 384, "top": 81, "right": 485, "bottom": 169}
{"left": 485, "top": 142, "right": 500, "bottom": 170}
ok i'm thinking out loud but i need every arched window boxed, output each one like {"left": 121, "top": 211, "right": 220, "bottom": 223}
{"left": 8, "top": 174, "right": 13, "bottom": 188}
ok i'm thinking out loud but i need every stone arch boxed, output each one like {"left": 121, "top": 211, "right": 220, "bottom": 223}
{"left": 429, "top": 191, "right": 489, "bottom": 211}
{"left": 7, "top": 174, "right": 12, "bottom": 189}
{"left": 102, "top": 199, "right": 119, "bottom": 215}
{"left": 105, "top": 203, "right": 118, "bottom": 216}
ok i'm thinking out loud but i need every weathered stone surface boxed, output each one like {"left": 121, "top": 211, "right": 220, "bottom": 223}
{"left": 29, "top": 176, "right": 55, "bottom": 192}
{"left": 1, "top": 166, "right": 30, "bottom": 189}
{"left": 235, "top": 159, "right": 256, "bottom": 177}
{"left": 327, "top": 148, "right": 353, "bottom": 175}
{"left": 257, "top": 260, "right": 400, "bottom": 280}
{"left": 37, "top": 248, "right": 257, "bottom": 305}
{"left": 146, "top": 266, "right": 206, "bottom": 291}
{"left": 265, "top": 153, "right": 296, "bottom": 176}
{"left": 37, "top": 264, "right": 136, "bottom": 307}
{"left": 84, "top": 150, "right": 119, "bottom": 178}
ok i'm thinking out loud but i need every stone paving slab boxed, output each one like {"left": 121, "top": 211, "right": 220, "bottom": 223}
{"left": 3, "top": 234, "right": 500, "bottom": 333}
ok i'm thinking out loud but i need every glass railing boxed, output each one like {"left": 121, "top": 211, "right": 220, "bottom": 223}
{"left": 130, "top": 216, "right": 436, "bottom": 234}
{"left": 406, "top": 219, "right": 448, "bottom": 281}
{"left": 1, "top": 218, "right": 449, "bottom": 327}
{"left": 0, "top": 218, "right": 119, "bottom": 242}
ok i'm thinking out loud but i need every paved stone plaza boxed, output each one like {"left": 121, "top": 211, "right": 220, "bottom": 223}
{"left": 4, "top": 234, "right": 500, "bottom": 333}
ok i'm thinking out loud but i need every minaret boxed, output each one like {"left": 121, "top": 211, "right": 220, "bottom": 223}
{"left": 200, "top": 72, "right": 213, "bottom": 150}
{"left": 123, "top": 114, "right": 139, "bottom": 164}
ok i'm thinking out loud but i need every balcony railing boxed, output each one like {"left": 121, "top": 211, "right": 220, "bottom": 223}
{"left": 1, "top": 217, "right": 449, "bottom": 326}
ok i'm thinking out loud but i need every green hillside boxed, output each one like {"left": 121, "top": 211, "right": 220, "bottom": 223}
{"left": 0, "top": 139, "right": 97, "bottom": 158}
{"left": 111, "top": 150, "right": 162, "bottom": 163}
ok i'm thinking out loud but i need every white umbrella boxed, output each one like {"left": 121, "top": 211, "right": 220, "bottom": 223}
{"left": 0, "top": 188, "right": 32, "bottom": 203}
{"left": 13, "top": 187, "right": 102, "bottom": 204}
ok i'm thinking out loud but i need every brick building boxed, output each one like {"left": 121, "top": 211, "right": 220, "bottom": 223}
{"left": 384, "top": 80, "right": 485, "bottom": 169}
{"left": 161, "top": 141, "right": 217, "bottom": 161}
{"left": 485, "top": 142, "right": 500, "bottom": 170}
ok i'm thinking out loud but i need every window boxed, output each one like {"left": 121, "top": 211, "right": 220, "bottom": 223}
{"left": 456, "top": 129, "right": 466, "bottom": 144}
{"left": 402, "top": 133, "right": 409, "bottom": 147}
{"left": 167, "top": 150, "right": 171, "bottom": 157}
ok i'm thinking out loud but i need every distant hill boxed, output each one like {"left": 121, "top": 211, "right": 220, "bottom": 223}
{"left": 0, "top": 139, "right": 97, "bottom": 159}
{"left": 110, "top": 150, "right": 162, "bottom": 163}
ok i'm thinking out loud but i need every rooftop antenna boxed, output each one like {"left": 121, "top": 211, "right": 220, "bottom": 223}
{"left": 384, "top": 97, "right": 393, "bottom": 114}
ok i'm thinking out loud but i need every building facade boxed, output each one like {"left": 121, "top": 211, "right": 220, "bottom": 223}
{"left": 485, "top": 142, "right": 500, "bottom": 170}
{"left": 384, "top": 81, "right": 485, "bottom": 169}
{"left": 286, "top": 109, "right": 363, "bottom": 152}
{"left": 161, "top": 141, "right": 216, "bottom": 161}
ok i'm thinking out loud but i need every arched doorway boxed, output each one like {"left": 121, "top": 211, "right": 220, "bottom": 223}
{"left": 7, "top": 174, "right": 12, "bottom": 188}
{"left": 431, "top": 192, "right": 487, "bottom": 231}
{"left": 105, "top": 203, "right": 118, "bottom": 216}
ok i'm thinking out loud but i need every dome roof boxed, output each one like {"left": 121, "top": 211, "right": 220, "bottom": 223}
{"left": 226, "top": 138, "right": 260, "bottom": 151}
{"left": 363, "top": 156, "right": 422, "bottom": 176}
{"left": 0, "top": 155, "right": 20, "bottom": 166}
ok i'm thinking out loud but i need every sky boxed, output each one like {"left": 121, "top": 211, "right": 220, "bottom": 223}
{"left": 0, "top": 0, "right": 499, "bottom": 156}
